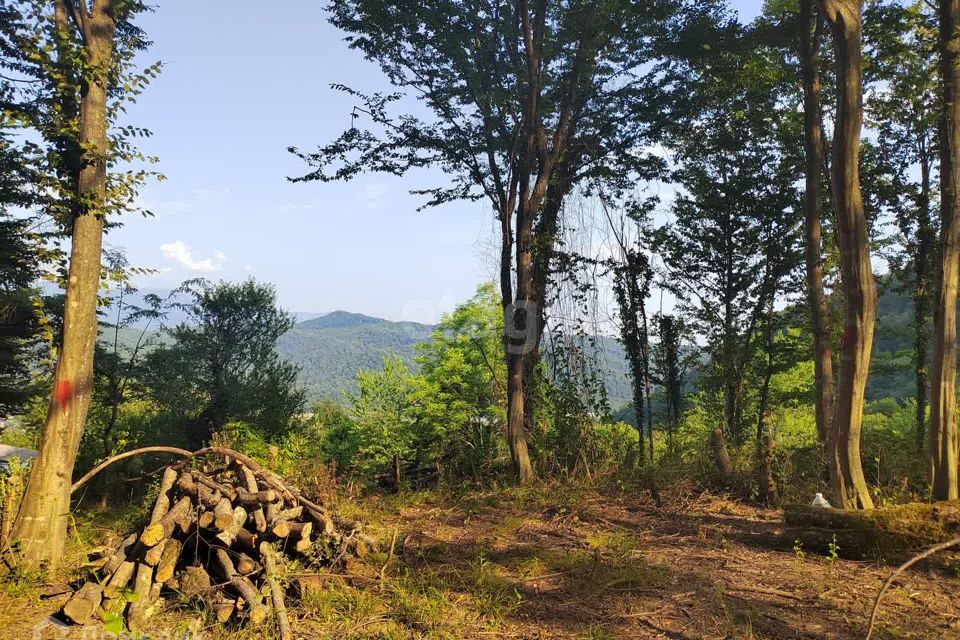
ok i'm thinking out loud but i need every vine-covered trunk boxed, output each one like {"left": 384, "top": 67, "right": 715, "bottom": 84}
{"left": 800, "top": 0, "right": 835, "bottom": 446}
{"left": 820, "top": 0, "right": 875, "bottom": 510}
{"left": 12, "top": 0, "right": 117, "bottom": 569}
{"left": 930, "top": 0, "right": 960, "bottom": 500}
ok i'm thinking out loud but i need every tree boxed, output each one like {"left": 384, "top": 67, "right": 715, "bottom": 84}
{"left": 929, "top": 0, "right": 960, "bottom": 500}
{"left": 611, "top": 241, "right": 654, "bottom": 463}
{"left": 799, "top": 0, "right": 835, "bottom": 447}
{"left": 145, "top": 279, "right": 305, "bottom": 447}
{"left": 656, "top": 21, "right": 802, "bottom": 457}
{"left": 9, "top": 0, "right": 159, "bottom": 569}
{"left": 818, "top": 0, "right": 876, "bottom": 510}
{"left": 651, "top": 313, "right": 692, "bottom": 451}
{"left": 864, "top": 1, "right": 939, "bottom": 452}
{"left": 415, "top": 282, "right": 506, "bottom": 478}
{"left": 349, "top": 355, "right": 424, "bottom": 480}
{"left": 291, "top": 0, "right": 683, "bottom": 483}
{"left": 0, "top": 213, "right": 40, "bottom": 417}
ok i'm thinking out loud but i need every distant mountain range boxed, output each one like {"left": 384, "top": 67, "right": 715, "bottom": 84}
{"left": 275, "top": 310, "right": 633, "bottom": 406}
{"left": 92, "top": 275, "right": 924, "bottom": 414}
{"left": 277, "top": 311, "right": 436, "bottom": 402}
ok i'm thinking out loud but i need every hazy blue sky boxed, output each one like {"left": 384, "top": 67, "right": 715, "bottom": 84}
{"left": 109, "top": 0, "right": 763, "bottom": 324}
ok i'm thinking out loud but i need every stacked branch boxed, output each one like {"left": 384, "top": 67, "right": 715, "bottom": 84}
{"left": 61, "top": 447, "right": 375, "bottom": 634}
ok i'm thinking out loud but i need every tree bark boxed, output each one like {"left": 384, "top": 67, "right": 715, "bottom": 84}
{"left": 499, "top": 197, "right": 534, "bottom": 485}
{"left": 800, "top": 0, "right": 835, "bottom": 446}
{"left": 914, "top": 155, "right": 933, "bottom": 451}
{"left": 930, "top": 0, "right": 960, "bottom": 500}
{"left": 11, "top": 0, "right": 117, "bottom": 569}
{"left": 756, "top": 296, "right": 778, "bottom": 504}
{"left": 819, "top": 0, "right": 875, "bottom": 510}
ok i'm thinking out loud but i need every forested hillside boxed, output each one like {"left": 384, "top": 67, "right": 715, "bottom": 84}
{"left": 272, "top": 278, "right": 917, "bottom": 408}
{"left": 277, "top": 311, "right": 433, "bottom": 401}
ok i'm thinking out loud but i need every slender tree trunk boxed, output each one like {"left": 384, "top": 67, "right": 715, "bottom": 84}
{"left": 914, "top": 156, "right": 933, "bottom": 451}
{"left": 631, "top": 365, "right": 645, "bottom": 461}
{"left": 930, "top": 0, "right": 960, "bottom": 500}
{"left": 819, "top": 0, "right": 875, "bottom": 510}
{"left": 756, "top": 296, "right": 778, "bottom": 504}
{"left": 12, "top": 0, "right": 117, "bottom": 569}
{"left": 800, "top": 0, "right": 835, "bottom": 446}
{"left": 640, "top": 299, "right": 654, "bottom": 464}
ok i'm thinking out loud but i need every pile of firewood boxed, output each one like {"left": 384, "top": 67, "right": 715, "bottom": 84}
{"left": 60, "top": 447, "right": 375, "bottom": 638}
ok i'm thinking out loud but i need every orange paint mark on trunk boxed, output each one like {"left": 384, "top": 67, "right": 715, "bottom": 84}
{"left": 54, "top": 380, "right": 74, "bottom": 414}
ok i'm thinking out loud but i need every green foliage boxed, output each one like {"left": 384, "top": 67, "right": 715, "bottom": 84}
{"left": 144, "top": 278, "right": 306, "bottom": 445}
{"left": 654, "top": 18, "right": 804, "bottom": 445}
{"left": 415, "top": 283, "right": 506, "bottom": 478}
{"left": 0, "top": 213, "right": 41, "bottom": 416}
{"left": 349, "top": 354, "right": 425, "bottom": 477}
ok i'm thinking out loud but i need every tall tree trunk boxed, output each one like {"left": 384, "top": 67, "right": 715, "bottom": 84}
{"left": 914, "top": 156, "right": 933, "bottom": 451}
{"left": 12, "top": 0, "right": 117, "bottom": 569}
{"left": 930, "top": 0, "right": 960, "bottom": 500}
{"left": 800, "top": 0, "right": 835, "bottom": 446}
{"left": 820, "top": 0, "right": 875, "bottom": 510}
{"left": 503, "top": 195, "right": 535, "bottom": 485}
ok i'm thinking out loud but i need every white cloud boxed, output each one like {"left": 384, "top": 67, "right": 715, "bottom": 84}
{"left": 160, "top": 240, "right": 226, "bottom": 272}
{"left": 358, "top": 182, "right": 387, "bottom": 210}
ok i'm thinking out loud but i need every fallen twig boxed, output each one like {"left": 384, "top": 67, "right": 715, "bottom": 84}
{"left": 865, "top": 534, "right": 960, "bottom": 640}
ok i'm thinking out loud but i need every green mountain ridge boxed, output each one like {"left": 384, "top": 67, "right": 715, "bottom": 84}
{"left": 277, "top": 311, "right": 435, "bottom": 402}
{"left": 103, "top": 279, "right": 921, "bottom": 411}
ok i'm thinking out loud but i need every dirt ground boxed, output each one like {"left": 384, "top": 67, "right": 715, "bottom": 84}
{"left": 2, "top": 482, "right": 958, "bottom": 639}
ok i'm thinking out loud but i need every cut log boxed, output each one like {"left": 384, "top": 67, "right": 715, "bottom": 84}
{"left": 265, "top": 500, "right": 279, "bottom": 524}
{"left": 102, "top": 533, "right": 137, "bottom": 575}
{"left": 194, "top": 473, "right": 236, "bottom": 502}
{"left": 783, "top": 501, "right": 960, "bottom": 560}
{"left": 273, "top": 506, "right": 302, "bottom": 527}
{"left": 149, "top": 467, "right": 179, "bottom": 524}
{"left": 214, "top": 549, "right": 268, "bottom": 624}
{"left": 273, "top": 520, "right": 311, "bottom": 540}
{"left": 198, "top": 511, "right": 215, "bottom": 529}
{"left": 213, "top": 497, "right": 235, "bottom": 531}
{"left": 294, "top": 533, "right": 313, "bottom": 554}
{"left": 236, "top": 487, "right": 278, "bottom": 505}
{"left": 176, "top": 473, "right": 219, "bottom": 509}
{"left": 126, "top": 562, "right": 155, "bottom": 631}
{"left": 216, "top": 506, "right": 248, "bottom": 546}
{"left": 261, "top": 542, "right": 292, "bottom": 640}
{"left": 180, "top": 565, "right": 212, "bottom": 599}
{"left": 140, "top": 496, "right": 193, "bottom": 547}
{"left": 210, "top": 592, "right": 237, "bottom": 623}
{"left": 235, "top": 553, "right": 258, "bottom": 575}
{"left": 155, "top": 539, "right": 183, "bottom": 584}
{"left": 104, "top": 560, "right": 136, "bottom": 597}
{"left": 306, "top": 508, "right": 335, "bottom": 537}
{"left": 240, "top": 465, "right": 269, "bottom": 533}
{"left": 144, "top": 539, "right": 166, "bottom": 566}
{"left": 62, "top": 582, "right": 104, "bottom": 625}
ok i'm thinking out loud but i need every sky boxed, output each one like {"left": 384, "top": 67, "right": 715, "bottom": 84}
{"left": 108, "top": 0, "right": 764, "bottom": 324}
